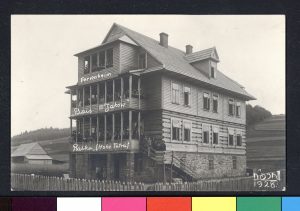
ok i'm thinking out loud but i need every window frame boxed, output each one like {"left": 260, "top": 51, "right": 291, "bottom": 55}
{"left": 212, "top": 94, "right": 218, "bottom": 113}
{"left": 203, "top": 92, "right": 210, "bottom": 111}
{"left": 236, "top": 102, "right": 241, "bottom": 117}
{"left": 171, "top": 82, "right": 180, "bottom": 105}
{"left": 236, "top": 133, "right": 242, "bottom": 146}
{"left": 211, "top": 66, "right": 215, "bottom": 78}
{"left": 202, "top": 124, "right": 210, "bottom": 144}
{"left": 228, "top": 98, "right": 235, "bottom": 116}
{"left": 232, "top": 156, "right": 237, "bottom": 169}
{"left": 171, "top": 118, "right": 182, "bottom": 142}
{"left": 183, "top": 86, "right": 191, "bottom": 106}
{"left": 183, "top": 120, "right": 192, "bottom": 142}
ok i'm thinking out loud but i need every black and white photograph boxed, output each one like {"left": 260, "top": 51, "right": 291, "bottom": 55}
{"left": 11, "top": 15, "right": 285, "bottom": 191}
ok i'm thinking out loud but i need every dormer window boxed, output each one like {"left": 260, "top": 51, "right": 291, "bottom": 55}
{"left": 211, "top": 66, "right": 215, "bottom": 78}
{"left": 138, "top": 53, "right": 146, "bottom": 69}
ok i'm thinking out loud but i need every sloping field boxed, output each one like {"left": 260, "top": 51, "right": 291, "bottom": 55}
{"left": 246, "top": 115, "right": 286, "bottom": 171}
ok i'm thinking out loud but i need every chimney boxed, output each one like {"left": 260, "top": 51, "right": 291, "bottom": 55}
{"left": 186, "top": 45, "right": 193, "bottom": 54}
{"left": 159, "top": 32, "right": 168, "bottom": 47}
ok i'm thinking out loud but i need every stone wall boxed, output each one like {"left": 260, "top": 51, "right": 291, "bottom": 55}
{"left": 174, "top": 152, "right": 246, "bottom": 179}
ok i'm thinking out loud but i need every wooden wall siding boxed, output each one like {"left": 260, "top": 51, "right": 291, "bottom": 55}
{"left": 192, "top": 60, "right": 210, "bottom": 77}
{"left": 161, "top": 110, "right": 246, "bottom": 155}
{"left": 77, "top": 42, "right": 121, "bottom": 85}
{"left": 142, "top": 74, "right": 162, "bottom": 110}
{"left": 161, "top": 75, "right": 246, "bottom": 125}
{"left": 120, "top": 42, "right": 138, "bottom": 73}
{"left": 143, "top": 110, "right": 163, "bottom": 139}
{"left": 105, "top": 25, "right": 126, "bottom": 43}
{"left": 147, "top": 53, "right": 161, "bottom": 68}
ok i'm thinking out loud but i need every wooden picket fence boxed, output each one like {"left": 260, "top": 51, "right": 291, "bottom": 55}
{"left": 149, "top": 176, "right": 255, "bottom": 191}
{"left": 11, "top": 174, "right": 145, "bottom": 191}
{"left": 11, "top": 173, "right": 254, "bottom": 191}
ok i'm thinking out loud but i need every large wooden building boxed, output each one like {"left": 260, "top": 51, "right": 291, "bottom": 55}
{"left": 66, "top": 23, "right": 255, "bottom": 182}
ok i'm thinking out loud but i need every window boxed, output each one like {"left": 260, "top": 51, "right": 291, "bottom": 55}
{"left": 211, "top": 66, "right": 215, "bottom": 78}
{"left": 138, "top": 53, "right": 146, "bottom": 69}
{"left": 106, "top": 48, "right": 113, "bottom": 68}
{"left": 229, "top": 134, "right": 234, "bottom": 146}
{"left": 91, "top": 53, "right": 97, "bottom": 72}
{"left": 203, "top": 130, "right": 209, "bottom": 144}
{"left": 209, "top": 159, "right": 214, "bottom": 170}
{"left": 212, "top": 94, "right": 218, "bottom": 113}
{"left": 213, "top": 132, "right": 218, "bottom": 144}
{"left": 203, "top": 93, "right": 210, "bottom": 110}
{"left": 172, "top": 119, "right": 181, "bottom": 141}
{"left": 172, "top": 82, "right": 180, "bottom": 104}
{"left": 236, "top": 102, "right": 241, "bottom": 117}
{"left": 99, "top": 51, "right": 105, "bottom": 69}
{"left": 84, "top": 56, "right": 90, "bottom": 74}
{"left": 229, "top": 99, "right": 234, "bottom": 116}
{"left": 184, "top": 86, "right": 191, "bottom": 106}
{"left": 236, "top": 134, "right": 242, "bottom": 146}
{"left": 232, "top": 156, "right": 237, "bottom": 169}
{"left": 183, "top": 121, "right": 191, "bottom": 142}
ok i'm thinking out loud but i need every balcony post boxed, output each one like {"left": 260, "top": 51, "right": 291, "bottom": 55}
{"left": 82, "top": 117, "right": 85, "bottom": 140}
{"left": 138, "top": 77, "right": 141, "bottom": 109}
{"left": 97, "top": 83, "right": 99, "bottom": 112}
{"left": 76, "top": 88, "right": 78, "bottom": 108}
{"left": 112, "top": 113, "right": 115, "bottom": 142}
{"left": 104, "top": 114, "right": 107, "bottom": 144}
{"left": 83, "top": 86, "right": 85, "bottom": 107}
{"left": 121, "top": 77, "right": 124, "bottom": 104}
{"left": 138, "top": 111, "right": 141, "bottom": 140}
{"left": 89, "top": 116, "right": 92, "bottom": 138}
{"left": 129, "top": 75, "right": 132, "bottom": 106}
{"left": 70, "top": 118, "right": 73, "bottom": 137}
{"left": 76, "top": 119, "right": 78, "bottom": 143}
{"left": 121, "top": 112, "right": 123, "bottom": 142}
{"left": 129, "top": 110, "right": 132, "bottom": 141}
{"left": 96, "top": 115, "right": 99, "bottom": 144}
{"left": 104, "top": 81, "right": 107, "bottom": 104}
{"left": 70, "top": 89, "right": 72, "bottom": 115}
{"left": 113, "top": 79, "right": 115, "bottom": 103}
{"left": 90, "top": 85, "right": 92, "bottom": 110}
{"left": 89, "top": 55, "right": 92, "bottom": 73}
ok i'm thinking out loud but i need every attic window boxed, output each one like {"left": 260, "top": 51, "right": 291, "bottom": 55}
{"left": 211, "top": 66, "right": 216, "bottom": 78}
{"left": 138, "top": 53, "right": 146, "bottom": 69}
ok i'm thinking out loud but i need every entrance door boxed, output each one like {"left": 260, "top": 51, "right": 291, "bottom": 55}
{"left": 114, "top": 155, "right": 121, "bottom": 180}
{"left": 93, "top": 154, "right": 107, "bottom": 180}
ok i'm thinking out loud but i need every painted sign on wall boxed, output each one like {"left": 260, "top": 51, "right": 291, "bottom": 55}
{"left": 103, "top": 102, "right": 126, "bottom": 112}
{"left": 72, "top": 141, "right": 130, "bottom": 152}
{"left": 80, "top": 72, "right": 112, "bottom": 83}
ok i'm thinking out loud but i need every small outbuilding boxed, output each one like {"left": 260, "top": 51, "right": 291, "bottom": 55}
{"left": 12, "top": 142, "right": 53, "bottom": 165}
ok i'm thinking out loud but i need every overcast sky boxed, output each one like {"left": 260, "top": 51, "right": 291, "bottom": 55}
{"left": 11, "top": 15, "right": 285, "bottom": 136}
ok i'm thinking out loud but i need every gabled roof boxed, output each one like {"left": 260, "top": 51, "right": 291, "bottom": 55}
{"left": 109, "top": 23, "right": 255, "bottom": 100}
{"left": 12, "top": 142, "right": 48, "bottom": 157}
{"left": 185, "top": 47, "right": 219, "bottom": 63}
